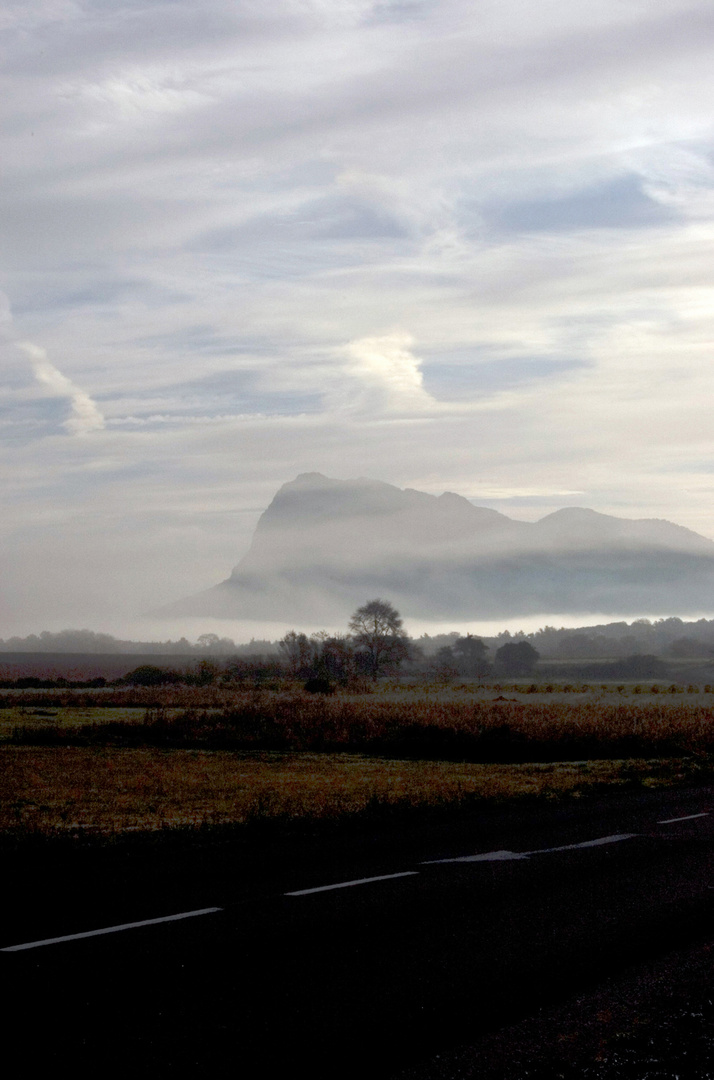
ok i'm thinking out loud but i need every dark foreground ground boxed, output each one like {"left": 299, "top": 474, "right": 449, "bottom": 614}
{"left": 400, "top": 934, "right": 714, "bottom": 1079}
{"left": 5, "top": 785, "right": 714, "bottom": 1078}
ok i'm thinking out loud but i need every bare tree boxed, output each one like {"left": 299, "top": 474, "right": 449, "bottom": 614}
{"left": 278, "top": 630, "right": 316, "bottom": 678}
{"left": 348, "top": 598, "right": 410, "bottom": 680}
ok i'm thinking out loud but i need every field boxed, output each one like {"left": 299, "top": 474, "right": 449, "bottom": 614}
{"left": 5, "top": 682, "right": 714, "bottom": 758}
{"left": 4, "top": 682, "right": 714, "bottom": 841}
{"left": 2, "top": 747, "right": 708, "bottom": 839}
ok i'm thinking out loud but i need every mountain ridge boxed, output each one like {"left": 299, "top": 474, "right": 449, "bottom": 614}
{"left": 161, "top": 474, "right": 714, "bottom": 621}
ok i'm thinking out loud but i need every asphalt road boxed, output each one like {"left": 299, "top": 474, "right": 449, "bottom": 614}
{"left": 5, "top": 784, "right": 714, "bottom": 1077}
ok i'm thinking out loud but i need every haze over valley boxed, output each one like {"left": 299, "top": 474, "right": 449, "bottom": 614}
{"left": 162, "top": 472, "right": 714, "bottom": 626}
{"left": 6, "top": 470, "right": 714, "bottom": 645}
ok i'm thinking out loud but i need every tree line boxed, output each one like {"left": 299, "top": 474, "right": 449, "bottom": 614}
{"left": 4, "top": 616, "right": 714, "bottom": 664}
{"left": 274, "top": 599, "right": 539, "bottom": 688}
{"left": 0, "top": 599, "right": 537, "bottom": 690}
{"left": 7, "top": 599, "right": 696, "bottom": 690}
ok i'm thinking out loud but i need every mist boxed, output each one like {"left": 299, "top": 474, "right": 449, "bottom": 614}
{"left": 158, "top": 473, "right": 714, "bottom": 629}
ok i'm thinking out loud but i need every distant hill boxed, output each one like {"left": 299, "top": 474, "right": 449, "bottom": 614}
{"left": 161, "top": 473, "right": 714, "bottom": 621}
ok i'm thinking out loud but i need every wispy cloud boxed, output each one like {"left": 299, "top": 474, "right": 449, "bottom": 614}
{"left": 334, "top": 333, "right": 435, "bottom": 415}
{"left": 3, "top": 1, "right": 714, "bottom": 634}
{"left": 19, "top": 342, "right": 105, "bottom": 435}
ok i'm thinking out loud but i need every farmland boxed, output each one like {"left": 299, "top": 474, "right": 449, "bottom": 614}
{"left": 3, "top": 745, "right": 707, "bottom": 839}
{"left": 3, "top": 681, "right": 714, "bottom": 842}
{"left": 5, "top": 681, "right": 714, "bottom": 758}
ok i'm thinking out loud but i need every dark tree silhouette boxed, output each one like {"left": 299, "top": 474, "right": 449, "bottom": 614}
{"left": 349, "top": 599, "right": 410, "bottom": 680}
{"left": 453, "top": 634, "right": 491, "bottom": 678}
{"left": 319, "top": 634, "right": 356, "bottom": 683}
{"left": 122, "top": 664, "right": 176, "bottom": 686}
{"left": 494, "top": 640, "right": 540, "bottom": 676}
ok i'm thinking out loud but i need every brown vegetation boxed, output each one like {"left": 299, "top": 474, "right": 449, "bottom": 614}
{"left": 4, "top": 686, "right": 714, "bottom": 760}
{"left": 5, "top": 685, "right": 714, "bottom": 842}
{"left": 2, "top": 746, "right": 708, "bottom": 839}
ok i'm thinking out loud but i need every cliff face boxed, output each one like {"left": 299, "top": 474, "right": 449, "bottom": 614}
{"left": 162, "top": 473, "right": 714, "bottom": 621}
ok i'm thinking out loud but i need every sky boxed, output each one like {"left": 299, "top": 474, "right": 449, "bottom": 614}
{"left": 3, "top": 0, "right": 714, "bottom": 641}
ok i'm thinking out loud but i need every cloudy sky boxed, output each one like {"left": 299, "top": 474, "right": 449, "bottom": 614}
{"left": 3, "top": 0, "right": 714, "bottom": 640}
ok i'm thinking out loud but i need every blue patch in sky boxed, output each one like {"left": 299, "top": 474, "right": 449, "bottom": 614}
{"left": 187, "top": 195, "right": 408, "bottom": 255}
{"left": 422, "top": 354, "right": 589, "bottom": 400}
{"left": 131, "top": 326, "right": 278, "bottom": 358}
{"left": 483, "top": 175, "right": 678, "bottom": 234}
{"left": 309, "top": 197, "right": 409, "bottom": 241}
{"left": 366, "top": 0, "right": 432, "bottom": 23}
{"left": 11, "top": 275, "right": 181, "bottom": 316}
{"left": 104, "top": 367, "right": 323, "bottom": 418}
{"left": 0, "top": 396, "right": 72, "bottom": 441}
{"left": 3, "top": 363, "right": 34, "bottom": 391}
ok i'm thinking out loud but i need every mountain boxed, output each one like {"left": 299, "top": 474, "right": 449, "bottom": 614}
{"left": 162, "top": 473, "right": 714, "bottom": 621}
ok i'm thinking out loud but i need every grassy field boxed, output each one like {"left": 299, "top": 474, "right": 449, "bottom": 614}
{"left": 0, "top": 706, "right": 147, "bottom": 741}
{"left": 4, "top": 684, "right": 714, "bottom": 841}
{"left": 2, "top": 680, "right": 714, "bottom": 709}
{"left": 5, "top": 686, "right": 714, "bottom": 759}
{"left": 2, "top": 746, "right": 709, "bottom": 839}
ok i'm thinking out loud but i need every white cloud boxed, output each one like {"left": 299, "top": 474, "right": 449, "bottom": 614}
{"left": 335, "top": 332, "right": 435, "bottom": 415}
{"left": 19, "top": 342, "right": 105, "bottom": 435}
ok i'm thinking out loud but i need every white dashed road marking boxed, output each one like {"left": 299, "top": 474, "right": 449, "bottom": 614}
{"left": 527, "top": 833, "right": 639, "bottom": 854}
{"left": 286, "top": 872, "right": 419, "bottom": 896}
{"left": 423, "top": 850, "right": 530, "bottom": 864}
{"left": 9, "top": 810, "right": 710, "bottom": 940}
{"left": 423, "top": 833, "right": 639, "bottom": 865}
{"left": 658, "top": 812, "right": 709, "bottom": 824}
{"left": 1, "top": 907, "right": 223, "bottom": 952}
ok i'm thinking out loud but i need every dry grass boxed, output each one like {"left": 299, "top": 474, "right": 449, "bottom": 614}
{"left": 0, "top": 706, "right": 147, "bottom": 740}
{"left": 0, "top": 686, "right": 235, "bottom": 709}
{"left": 1, "top": 746, "right": 706, "bottom": 838}
{"left": 1, "top": 681, "right": 713, "bottom": 712}
{"left": 163, "top": 693, "right": 714, "bottom": 761}
{"left": 5, "top": 687, "right": 714, "bottom": 843}
{"left": 5, "top": 688, "right": 714, "bottom": 760}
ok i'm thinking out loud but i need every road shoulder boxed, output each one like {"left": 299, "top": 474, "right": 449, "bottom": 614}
{"left": 398, "top": 935, "right": 714, "bottom": 1078}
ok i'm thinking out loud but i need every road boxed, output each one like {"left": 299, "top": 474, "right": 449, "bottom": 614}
{"left": 4, "top": 784, "right": 714, "bottom": 1077}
